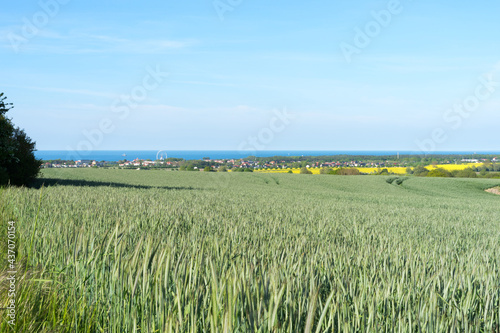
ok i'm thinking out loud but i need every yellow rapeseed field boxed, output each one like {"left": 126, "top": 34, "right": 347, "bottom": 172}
{"left": 254, "top": 168, "right": 319, "bottom": 174}
{"left": 254, "top": 163, "right": 484, "bottom": 175}
{"left": 425, "top": 163, "right": 483, "bottom": 171}
{"left": 356, "top": 167, "right": 407, "bottom": 174}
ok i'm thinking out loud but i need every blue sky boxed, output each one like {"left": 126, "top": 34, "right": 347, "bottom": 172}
{"left": 1, "top": 0, "right": 500, "bottom": 152}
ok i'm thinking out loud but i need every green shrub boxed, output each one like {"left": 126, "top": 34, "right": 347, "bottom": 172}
{"left": 231, "top": 168, "right": 253, "bottom": 172}
{"left": 427, "top": 168, "right": 452, "bottom": 178}
{"left": 319, "top": 167, "right": 332, "bottom": 174}
{"left": 386, "top": 177, "right": 397, "bottom": 184}
{"left": 300, "top": 167, "right": 312, "bottom": 174}
{"left": 454, "top": 167, "right": 477, "bottom": 178}
{"left": 335, "top": 168, "right": 361, "bottom": 176}
{"left": 378, "top": 168, "right": 390, "bottom": 175}
{"left": 413, "top": 166, "right": 429, "bottom": 177}
{"left": 395, "top": 177, "right": 408, "bottom": 185}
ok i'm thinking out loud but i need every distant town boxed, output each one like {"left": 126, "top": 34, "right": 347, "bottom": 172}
{"left": 42, "top": 154, "right": 499, "bottom": 171}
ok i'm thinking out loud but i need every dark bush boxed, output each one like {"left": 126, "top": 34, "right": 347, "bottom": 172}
{"left": 395, "top": 177, "right": 408, "bottom": 185}
{"left": 427, "top": 168, "right": 452, "bottom": 178}
{"left": 231, "top": 168, "right": 253, "bottom": 172}
{"left": 335, "top": 168, "right": 360, "bottom": 176}
{"left": 413, "top": 166, "right": 429, "bottom": 177}
{"left": 377, "top": 168, "right": 390, "bottom": 175}
{"left": 386, "top": 177, "right": 397, "bottom": 184}
{"left": 0, "top": 93, "right": 42, "bottom": 186}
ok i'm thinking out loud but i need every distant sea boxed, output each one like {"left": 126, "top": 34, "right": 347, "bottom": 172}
{"left": 35, "top": 150, "right": 500, "bottom": 162}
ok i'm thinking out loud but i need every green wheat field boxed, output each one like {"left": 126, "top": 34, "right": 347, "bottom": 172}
{"left": 1, "top": 169, "right": 500, "bottom": 332}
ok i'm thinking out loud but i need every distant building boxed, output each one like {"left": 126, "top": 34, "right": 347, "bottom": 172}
{"left": 76, "top": 159, "right": 92, "bottom": 165}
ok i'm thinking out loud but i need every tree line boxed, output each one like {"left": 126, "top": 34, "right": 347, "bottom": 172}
{"left": 0, "top": 93, "right": 41, "bottom": 186}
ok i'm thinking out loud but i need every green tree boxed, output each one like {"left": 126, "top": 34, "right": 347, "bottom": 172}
{"left": 0, "top": 93, "right": 41, "bottom": 186}
{"left": 334, "top": 168, "right": 361, "bottom": 176}
{"left": 413, "top": 166, "right": 429, "bottom": 177}
{"left": 454, "top": 167, "right": 477, "bottom": 178}
{"left": 0, "top": 166, "right": 8, "bottom": 185}
{"left": 319, "top": 167, "right": 332, "bottom": 174}
{"left": 300, "top": 167, "right": 312, "bottom": 174}
{"left": 427, "top": 168, "right": 452, "bottom": 178}
{"left": 377, "top": 168, "right": 390, "bottom": 176}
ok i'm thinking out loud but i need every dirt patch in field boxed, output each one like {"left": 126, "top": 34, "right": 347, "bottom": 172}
{"left": 485, "top": 187, "right": 500, "bottom": 195}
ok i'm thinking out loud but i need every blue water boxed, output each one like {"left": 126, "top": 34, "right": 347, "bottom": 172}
{"left": 35, "top": 150, "right": 499, "bottom": 162}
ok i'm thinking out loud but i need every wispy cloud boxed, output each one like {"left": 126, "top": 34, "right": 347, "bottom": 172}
{"left": 355, "top": 55, "right": 496, "bottom": 73}
{"left": 136, "top": 104, "right": 263, "bottom": 115}
{"left": 170, "top": 80, "right": 236, "bottom": 87}
{"left": 2, "top": 84, "right": 117, "bottom": 98}
{"left": 0, "top": 29, "right": 194, "bottom": 54}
